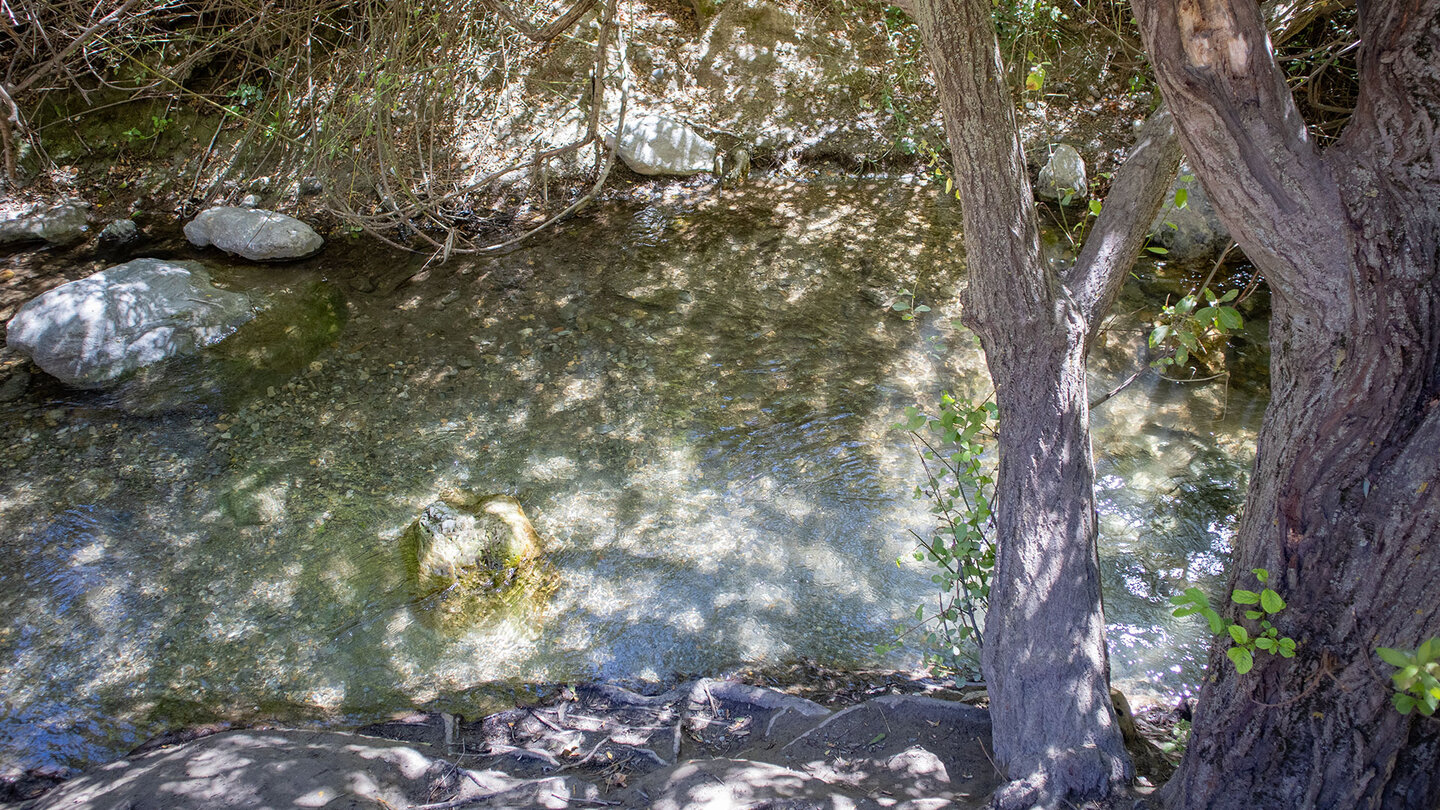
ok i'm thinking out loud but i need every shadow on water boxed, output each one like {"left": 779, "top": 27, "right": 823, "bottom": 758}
{"left": 0, "top": 177, "right": 1266, "bottom": 774}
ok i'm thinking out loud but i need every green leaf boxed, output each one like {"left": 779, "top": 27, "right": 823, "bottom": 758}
{"left": 1261, "top": 589, "right": 1286, "bottom": 614}
{"left": 1175, "top": 346, "right": 1189, "bottom": 366}
{"left": 1228, "top": 624, "right": 1250, "bottom": 645}
{"left": 1253, "top": 568, "right": 1269, "bottom": 583}
{"left": 1255, "top": 637, "right": 1276, "bottom": 652}
{"left": 1278, "top": 638, "right": 1296, "bottom": 657}
{"left": 1228, "top": 647, "right": 1254, "bottom": 674}
{"left": 1206, "top": 612, "right": 1225, "bottom": 634}
{"left": 913, "top": 304, "right": 931, "bottom": 313}
{"left": 1232, "top": 589, "right": 1261, "bottom": 605}
{"left": 1088, "top": 199, "right": 1103, "bottom": 216}
{"left": 1147, "top": 246, "right": 1170, "bottom": 255}
{"left": 1174, "top": 188, "right": 1188, "bottom": 209}
{"left": 1218, "top": 289, "right": 1240, "bottom": 303}
{"left": 1217, "top": 306, "right": 1244, "bottom": 330}
{"left": 1393, "top": 692, "right": 1416, "bottom": 715}
{"left": 1193, "top": 306, "right": 1218, "bottom": 324}
{"left": 1418, "top": 638, "right": 1437, "bottom": 664}
{"left": 1245, "top": 610, "right": 1263, "bottom": 620}
{"left": 1378, "top": 647, "right": 1412, "bottom": 668}
{"left": 892, "top": 301, "right": 911, "bottom": 311}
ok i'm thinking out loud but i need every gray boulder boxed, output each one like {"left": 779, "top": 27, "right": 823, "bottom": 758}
{"left": 96, "top": 218, "right": 140, "bottom": 255}
{"left": 1148, "top": 168, "right": 1232, "bottom": 261}
{"left": 184, "top": 206, "right": 323, "bottom": 261}
{"left": 610, "top": 115, "right": 717, "bottom": 176}
{"left": 0, "top": 199, "right": 90, "bottom": 246}
{"left": 5, "top": 259, "right": 254, "bottom": 388}
{"left": 1036, "top": 144, "right": 1088, "bottom": 202}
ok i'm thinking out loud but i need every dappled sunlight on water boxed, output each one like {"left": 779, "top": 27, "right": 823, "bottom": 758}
{"left": 0, "top": 177, "right": 1265, "bottom": 773}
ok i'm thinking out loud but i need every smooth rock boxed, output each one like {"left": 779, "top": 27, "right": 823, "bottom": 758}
{"left": 183, "top": 206, "right": 323, "bottom": 261}
{"left": 1148, "top": 167, "right": 1232, "bottom": 261}
{"left": 238, "top": 194, "right": 261, "bottom": 208}
{"left": 0, "top": 199, "right": 90, "bottom": 246}
{"left": 1036, "top": 143, "right": 1088, "bottom": 201}
{"left": 5, "top": 259, "right": 254, "bottom": 388}
{"left": 610, "top": 114, "right": 717, "bottom": 176}
{"left": 96, "top": 218, "right": 139, "bottom": 254}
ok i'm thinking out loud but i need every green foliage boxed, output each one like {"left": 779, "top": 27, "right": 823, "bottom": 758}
{"left": 879, "top": 395, "right": 998, "bottom": 674}
{"left": 890, "top": 288, "right": 931, "bottom": 321}
{"left": 122, "top": 114, "right": 171, "bottom": 143}
{"left": 1156, "top": 718, "right": 1191, "bottom": 758}
{"left": 1172, "top": 568, "right": 1295, "bottom": 675}
{"left": 1377, "top": 639, "right": 1440, "bottom": 716}
{"left": 1149, "top": 286, "right": 1244, "bottom": 369}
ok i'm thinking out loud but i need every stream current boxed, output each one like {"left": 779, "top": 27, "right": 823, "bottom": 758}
{"left": 0, "top": 177, "right": 1266, "bottom": 775}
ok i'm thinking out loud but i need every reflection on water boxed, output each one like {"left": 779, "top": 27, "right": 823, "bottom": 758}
{"left": 0, "top": 178, "right": 1266, "bottom": 774}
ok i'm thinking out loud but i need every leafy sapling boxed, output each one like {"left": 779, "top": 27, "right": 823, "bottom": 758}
{"left": 1172, "top": 568, "right": 1295, "bottom": 675}
{"left": 1377, "top": 639, "right": 1440, "bottom": 716}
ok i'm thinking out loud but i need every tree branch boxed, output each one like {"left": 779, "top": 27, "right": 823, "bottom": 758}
{"left": 1131, "top": 0, "right": 1353, "bottom": 320}
{"left": 1067, "top": 106, "right": 1182, "bottom": 335}
{"left": 482, "top": 0, "right": 600, "bottom": 43}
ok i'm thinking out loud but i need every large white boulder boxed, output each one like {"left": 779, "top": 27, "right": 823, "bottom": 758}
{"left": 611, "top": 115, "right": 717, "bottom": 176}
{"left": 1036, "top": 144, "right": 1088, "bottom": 202}
{"left": 184, "top": 206, "right": 323, "bottom": 261}
{"left": 5, "top": 259, "right": 254, "bottom": 388}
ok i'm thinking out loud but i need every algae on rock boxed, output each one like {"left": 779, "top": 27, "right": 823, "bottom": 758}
{"left": 401, "top": 492, "right": 555, "bottom": 631}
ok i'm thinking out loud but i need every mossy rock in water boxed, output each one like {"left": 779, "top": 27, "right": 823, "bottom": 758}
{"left": 400, "top": 492, "right": 556, "bottom": 632}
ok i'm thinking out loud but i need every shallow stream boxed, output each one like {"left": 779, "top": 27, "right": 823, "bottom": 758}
{"left": 0, "top": 178, "right": 1266, "bottom": 775}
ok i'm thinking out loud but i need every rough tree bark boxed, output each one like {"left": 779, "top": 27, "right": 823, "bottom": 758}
{"left": 1132, "top": 0, "right": 1440, "bottom": 806}
{"left": 910, "top": 0, "right": 1182, "bottom": 804}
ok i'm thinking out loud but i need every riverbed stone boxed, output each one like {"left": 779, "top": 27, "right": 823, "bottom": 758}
{"left": 400, "top": 492, "right": 556, "bottom": 631}
{"left": 5, "top": 259, "right": 254, "bottom": 388}
{"left": 183, "top": 206, "right": 323, "bottom": 260}
{"left": 1036, "top": 144, "right": 1087, "bottom": 201}
{"left": 0, "top": 199, "right": 90, "bottom": 246}
{"left": 1148, "top": 166, "right": 1232, "bottom": 261}
{"left": 404, "top": 493, "right": 543, "bottom": 593}
{"left": 610, "top": 114, "right": 717, "bottom": 176}
{"left": 96, "top": 218, "right": 140, "bottom": 255}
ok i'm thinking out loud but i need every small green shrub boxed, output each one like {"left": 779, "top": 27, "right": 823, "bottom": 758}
{"left": 1377, "top": 639, "right": 1440, "bottom": 716}
{"left": 1171, "top": 568, "right": 1295, "bottom": 675}
{"left": 880, "top": 394, "right": 998, "bottom": 674}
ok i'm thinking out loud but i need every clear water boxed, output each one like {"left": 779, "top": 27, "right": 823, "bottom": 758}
{"left": 0, "top": 177, "right": 1266, "bottom": 775}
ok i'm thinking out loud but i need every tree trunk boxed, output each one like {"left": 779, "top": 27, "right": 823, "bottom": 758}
{"left": 911, "top": 0, "right": 1180, "bottom": 804}
{"left": 1133, "top": 0, "right": 1440, "bottom": 806}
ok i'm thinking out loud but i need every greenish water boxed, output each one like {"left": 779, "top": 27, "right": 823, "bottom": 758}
{"left": 0, "top": 178, "right": 1266, "bottom": 776}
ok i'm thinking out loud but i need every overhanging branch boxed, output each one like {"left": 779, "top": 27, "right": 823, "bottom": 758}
{"left": 482, "top": 0, "right": 600, "bottom": 43}
{"left": 1066, "top": 106, "right": 1182, "bottom": 336}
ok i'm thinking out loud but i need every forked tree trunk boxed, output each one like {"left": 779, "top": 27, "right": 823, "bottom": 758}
{"left": 911, "top": 0, "right": 1181, "bottom": 804}
{"left": 1133, "top": 0, "right": 1440, "bottom": 806}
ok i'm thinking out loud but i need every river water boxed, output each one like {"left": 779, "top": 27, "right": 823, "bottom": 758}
{"left": 0, "top": 177, "right": 1266, "bottom": 775}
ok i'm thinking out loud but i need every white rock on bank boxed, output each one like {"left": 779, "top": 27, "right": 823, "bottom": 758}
{"left": 0, "top": 199, "right": 90, "bottom": 246}
{"left": 610, "top": 115, "right": 717, "bottom": 176}
{"left": 184, "top": 206, "right": 323, "bottom": 261}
